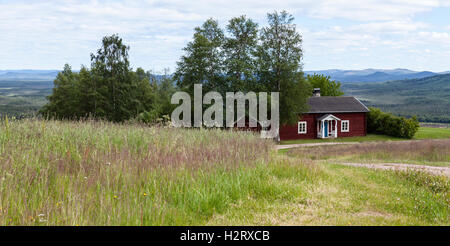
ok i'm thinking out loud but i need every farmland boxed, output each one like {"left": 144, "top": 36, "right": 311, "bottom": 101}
{"left": 0, "top": 80, "right": 51, "bottom": 117}
{"left": 0, "top": 119, "right": 448, "bottom": 225}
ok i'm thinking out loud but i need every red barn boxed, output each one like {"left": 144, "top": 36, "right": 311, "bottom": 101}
{"left": 279, "top": 89, "right": 370, "bottom": 140}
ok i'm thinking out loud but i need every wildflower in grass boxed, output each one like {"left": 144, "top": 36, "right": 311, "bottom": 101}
{"left": 38, "top": 214, "right": 47, "bottom": 222}
{"left": 113, "top": 195, "right": 118, "bottom": 199}
{"left": 143, "top": 193, "right": 147, "bottom": 197}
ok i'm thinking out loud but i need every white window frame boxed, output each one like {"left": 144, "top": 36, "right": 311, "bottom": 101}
{"left": 298, "top": 121, "right": 307, "bottom": 134}
{"left": 341, "top": 120, "right": 350, "bottom": 132}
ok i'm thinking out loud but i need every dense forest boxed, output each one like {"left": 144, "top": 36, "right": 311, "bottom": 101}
{"left": 343, "top": 74, "right": 450, "bottom": 123}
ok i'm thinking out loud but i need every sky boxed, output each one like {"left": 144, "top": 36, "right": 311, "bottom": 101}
{"left": 1, "top": 0, "right": 449, "bottom": 73}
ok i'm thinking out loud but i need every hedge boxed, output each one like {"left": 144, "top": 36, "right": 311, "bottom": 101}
{"left": 367, "top": 107, "right": 420, "bottom": 139}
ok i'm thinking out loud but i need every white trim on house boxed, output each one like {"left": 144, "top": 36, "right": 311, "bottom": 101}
{"left": 298, "top": 121, "right": 307, "bottom": 134}
{"left": 341, "top": 120, "right": 350, "bottom": 132}
{"left": 317, "top": 114, "right": 340, "bottom": 138}
{"left": 317, "top": 114, "right": 341, "bottom": 122}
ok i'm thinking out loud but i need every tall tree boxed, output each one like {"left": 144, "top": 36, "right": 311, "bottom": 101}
{"left": 224, "top": 16, "right": 259, "bottom": 92}
{"left": 129, "top": 68, "right": 156, "bottom": 116}
{"left": 90, "top": 34, "right": 134, "bottom": 122}
{"left": 256, "top": 11, "right": 309, "bottom": 125}
{"left": 42, "top": 34, "right": 156, "bottom": 122}
{"left": 155, "top": 69, "right": 177, "bottom": 117}
{"left": 77, "top": 65, "right": 97, "bottom": 117}
{"left": 306, "top": 74, "right": 344, "bottom": 96}
{"left": 40, "top": 64, "right": 80, "bottom": 119}
{"left": 174, "top": 19, "right": 225, "bottom": 94}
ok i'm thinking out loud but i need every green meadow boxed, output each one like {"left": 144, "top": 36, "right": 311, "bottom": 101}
{"left": 0, "top": 119, "right": 448, "bottom": 225}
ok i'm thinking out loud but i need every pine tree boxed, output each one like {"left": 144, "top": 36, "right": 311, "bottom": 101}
{"left": 40, "top": 64, "right": 79, "bottom": 119}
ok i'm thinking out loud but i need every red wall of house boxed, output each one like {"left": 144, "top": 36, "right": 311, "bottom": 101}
{"left": 332, "top": 112, "right": 367, "bottom": 138}
{"left": 279, "top": 112, "right": 367, "bottom": 140}
{"left": 279, "top": 114, "right": 317, "bottom": 140}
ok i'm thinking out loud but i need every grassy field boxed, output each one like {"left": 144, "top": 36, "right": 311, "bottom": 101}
{"left": 0, "top": 80, "right": 51, "bottom": 117}
{"left": 285, "top": 139, "right": 450, "bottom": 167}
{"left": 0, "top": 119, "right": 448, "bottom": 225}
{"left": 208, "top": 162, "right": 448, "bottom": 225}
{"left": 279, "top": 127, "right": 450, "bottom": 145}
{"left": 415, "top": 127, "right": 450, "bottom": 139}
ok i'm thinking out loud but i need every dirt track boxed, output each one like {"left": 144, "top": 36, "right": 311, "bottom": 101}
{"left": 337, "top": 162, "right": 450, "bottom": 177}
{"left": 276, "top": 142, "right": 360, "bottom": 150}
{"left": 276, "top": 140, "right": 450, "bottom": 177}
{"left": 274, "top": 139, "right": 432, "bottom": 150}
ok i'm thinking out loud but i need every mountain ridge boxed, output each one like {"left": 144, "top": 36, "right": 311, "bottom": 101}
{"left": 342, "top": 73, "right": 450, "bottom": 122}
{"left": 305, "top": 68, "right": 448, "bottom": 83}
{"left": 2, "top": 68, "right": 449, "bottom": 83}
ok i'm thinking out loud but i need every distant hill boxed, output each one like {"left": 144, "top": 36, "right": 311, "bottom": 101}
{"left": 2, "top": 68, "right": 446, "bottom": 83}
{"left": 343, "top": 73, "right": 450, "bottom": 123}
{"left": 305, "top": 68, "right": 446, "bottom": 83}
{"left": 0, "top": 70, "right": 60, "bottom": 81}
{"left": 1, "top": 69, "right": 449, "bottom": 122}
{"left": 0, "top": 70, "right": 170, "bottom": 83}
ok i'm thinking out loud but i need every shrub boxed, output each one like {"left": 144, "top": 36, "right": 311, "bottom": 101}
{"left": 136, "top": 110, "right": 160, "bottom": 124}
{"left": 368, "top": 107, "right": 419, "bottom": 139}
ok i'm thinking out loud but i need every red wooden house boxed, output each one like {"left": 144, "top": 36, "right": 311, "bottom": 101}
{"left": 279, "top": 88, "right": 370, "bottom": 140}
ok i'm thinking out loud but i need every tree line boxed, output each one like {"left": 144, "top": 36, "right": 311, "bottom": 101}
{"left": 40, "top": 35, "right": 176, "bottom": 123}
{"left": 41, "top": 11, "right": 343, "bottom": 125}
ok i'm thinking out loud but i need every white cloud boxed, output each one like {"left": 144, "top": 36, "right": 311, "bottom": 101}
{"left": 417, "top": 31, "right": 450, "bottom": 44}
{"left": 351, "top": 21, "right": 429, "bottom": 34}
{"left": 0, "top": 0, "right": 449, "bottom": 71}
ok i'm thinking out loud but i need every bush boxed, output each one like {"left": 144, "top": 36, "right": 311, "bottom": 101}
{"left": 368, "top": 107, "right": 419, "bottom": 139}
{"left": 136, "top": 110, "right": 171, "bottom": 126}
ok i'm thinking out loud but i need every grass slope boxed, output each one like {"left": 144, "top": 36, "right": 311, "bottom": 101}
{"left": 208, "top": 162, "right": 448, "bottom": 225}
{"left": 0, "top": 120, "right": 448, "bottom": 225}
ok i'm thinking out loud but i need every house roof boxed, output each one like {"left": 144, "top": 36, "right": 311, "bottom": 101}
{"left": 307, "top": 96, "right": 370, "bottom": 113}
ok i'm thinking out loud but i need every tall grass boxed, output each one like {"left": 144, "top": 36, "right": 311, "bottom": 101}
{"left": 1, "top": 119, "right": 448, "bottom": 225}
{"left": 0, "top": 119, "right": 274, "bottom": 225}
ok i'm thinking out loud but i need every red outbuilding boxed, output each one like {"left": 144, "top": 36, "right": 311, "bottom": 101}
{"left": 279, "top": 88, "right": 370, "bottom": 140}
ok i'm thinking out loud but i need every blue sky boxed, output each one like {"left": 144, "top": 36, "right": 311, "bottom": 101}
{"left": 1, "top": 0, "right": 449, "bottom": 73}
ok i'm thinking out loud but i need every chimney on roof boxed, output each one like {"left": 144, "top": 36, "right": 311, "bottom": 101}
{"left": 313, "top": 88, "right": 321, "bottom": 97}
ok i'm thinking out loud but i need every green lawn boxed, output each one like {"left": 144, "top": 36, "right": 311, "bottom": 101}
{"left": 279, "top": 127, "right": 450, "bottom": 145}
{"left": 415, "top": 127, "right": 450, "bottom": 139}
